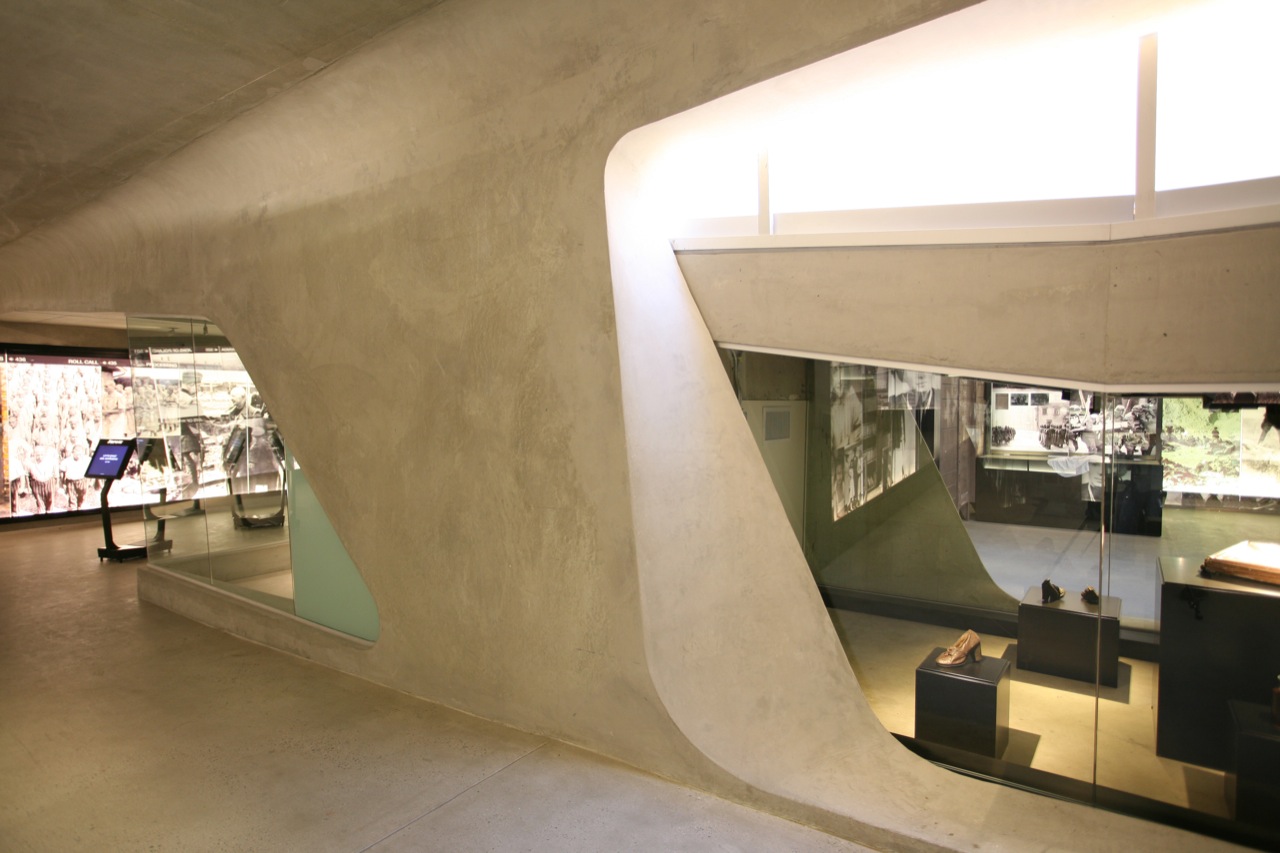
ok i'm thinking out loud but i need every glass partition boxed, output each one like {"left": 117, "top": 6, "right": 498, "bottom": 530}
{"left": 729, "top": 348, "right": 1280, "bottom": 848}
{"left": 129, "top": 317, "right": 292, "bottom": 610}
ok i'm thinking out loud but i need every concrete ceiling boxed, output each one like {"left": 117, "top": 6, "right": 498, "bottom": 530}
{"left": 0, "top": 0, "right": 448, "bottom": 249}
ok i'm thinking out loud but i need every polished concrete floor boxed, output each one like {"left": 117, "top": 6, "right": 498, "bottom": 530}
{"left": 0, "top": 520, "right": 873, "bottom": 853}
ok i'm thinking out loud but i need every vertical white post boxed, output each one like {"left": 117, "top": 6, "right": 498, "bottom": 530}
{"left": 1135, "top": 33, "right": 1159, "bottom": 220}
{"left": 757, "top": 149, "right": 772, "bottom": 235}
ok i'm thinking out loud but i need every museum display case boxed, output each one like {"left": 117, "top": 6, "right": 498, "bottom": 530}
{"left": 125, "top": 316, "right": 379, "bottom": 641}
{"left": 730, "top": 348, "right": 1280, "bottom": 849}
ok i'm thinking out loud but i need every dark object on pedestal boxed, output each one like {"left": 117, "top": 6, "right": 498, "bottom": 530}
{"left": 1226, "top": 701, "right": 1280, "bottom": 829}
{"left": 915, "top": 647, "right": 1010, "bottom": 757}
{"left": 1157, "top": 558, "right": 1280, "bottom": 771}
{"left": 1041, "top": 579, "right": 1064, "bottom": 603}
{"left": 1017, "top": 587, "right": 1120, "bottom": 687}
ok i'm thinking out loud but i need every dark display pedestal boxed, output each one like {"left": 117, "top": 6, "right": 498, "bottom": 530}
{"left": 1017, "top": 587, "right": 1120, "bottom": 687}
{"left": 1226, "top": 701, "right": 1280, "bottom": 829}
{"left": 915, "top": 647, "right": 1010, "bottom": 757}
{"left": 1157, "top": 558, "right": 1280, "bottom": 770}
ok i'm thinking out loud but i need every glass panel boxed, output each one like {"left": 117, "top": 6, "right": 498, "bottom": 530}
{"left": 1096, "top": 392, "right": 1280, "bottom": 842}
{"left": 127, "top": 314, "right": 378, "bottom": 639}
{"left": 192, "top": 323, "right": 293, "bottom": 609}
{"left": 730, "top": 349, "right": 1280, "bottom": 845}
{"left": 287, "top": 452, "right": 380, "bottom": 642}
{"left": 127, "top": 317, "right": 292, "bottom": 610}
{"left": 129, "top": 317, "right": 214, "bottom": 578}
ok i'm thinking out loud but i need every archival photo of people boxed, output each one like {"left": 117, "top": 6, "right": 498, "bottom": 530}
{"left": 881, "top": 368, "right": 940, "bottom": 412}
{"left": 130, "top": 344, "right": 286, "bottom": 503}
{"left": 988, "top": 386, "right": 1071, "bottom": 454}
{"left": 988, "top": 387, "right": 1160, "bottom": 459}
{"left": 830, "top": 364, "right": 867, "bottom": 520}
{"left": 1, "top": 351, "right": 142, "bottom": 520}
{"left": 831, "top": 364, "right": 926, "bottom": 521}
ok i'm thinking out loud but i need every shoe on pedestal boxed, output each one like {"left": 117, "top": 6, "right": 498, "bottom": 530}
{"left": 1041, "top": 579, "right": 1065, "bottom": 603}
{"left": 936, "top": 629, "right": 983, "bottom": 667}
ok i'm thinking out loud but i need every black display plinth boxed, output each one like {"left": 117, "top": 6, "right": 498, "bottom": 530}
{"left": 1157, "top": 558, "right": 1280, "bottom": 770}
{"left": 1226, "top": 701, "right": 1280, "bottom": 829}
{"left": 915, "top": 647, "right": 1010, "bottom": 757}
{"left": 1017, "top": 587, "right": 1120, "bottom": 687}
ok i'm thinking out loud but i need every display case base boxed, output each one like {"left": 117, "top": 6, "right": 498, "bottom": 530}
{"left": 915, "top": 647, "right": 1010, "bottom": 758}
{"left": 1017, "top": 587, "right": 1120, "bottom": 687}
{"left": 98, "top": 544, "right": 149, "bottom": 562}
{"left": 1226, "top": 700, "right": 1280, "bottom": 829}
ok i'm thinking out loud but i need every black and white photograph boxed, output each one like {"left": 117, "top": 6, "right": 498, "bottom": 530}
{"left": 1, "top": 350, "right": 142, "bottom": 519}
{"left": 131, "top": 344, "right": 285, "bottom": 503}
{"left": 830, "top": 364, "right": 869, "bottom": 520}
{"left": 888, "top": 409, "right": 917, "bottom": 486}
{"left": 883, "top": 367, "right": 939, "bottom": 412}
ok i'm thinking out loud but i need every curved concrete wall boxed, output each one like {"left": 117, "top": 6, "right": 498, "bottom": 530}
{"left": 0, "top": 0, "right": 1241, "bottom": 849}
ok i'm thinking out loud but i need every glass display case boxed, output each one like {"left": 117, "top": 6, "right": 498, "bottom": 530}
{"left": 128, "top": 318, "right": 293, "bottom": 610}
{"left": 729, "top": 348, "right": 1280, "bottom": 849}
{"left": 125, "top": 316, "right": 379, "bottom": 642}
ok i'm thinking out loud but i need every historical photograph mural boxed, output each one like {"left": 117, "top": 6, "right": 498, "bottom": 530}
{"left": 1162, "top": 396, "right": 1280, "bottom": 501}
{"left": 1, "top": 350, "right": 140, "bottom": 519}
{"left": 130, "top": 344, "right": 285, "bottom": 506}
{"left": 830, "top": 364, "right": 928, "bottom": 522}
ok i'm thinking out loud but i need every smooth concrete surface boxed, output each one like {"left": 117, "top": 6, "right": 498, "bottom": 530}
{"left": 678, "top": 224, "right": 1280, "bottom": 389}
{"left": 0, "top": 0, "right": 451, "bottom": 245}
{"left": 0, "top": 1, "right": 1260, "bottom": 851}
{"left": 0, "top": 321, "right": 127, "bottom": 350}
{"left": 0, "top": 521, "right": 874, "bottom": 853}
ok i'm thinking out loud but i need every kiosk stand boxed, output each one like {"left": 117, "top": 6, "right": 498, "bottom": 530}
{"left": 91, "top": 438, "right": 148, "bottom": 562}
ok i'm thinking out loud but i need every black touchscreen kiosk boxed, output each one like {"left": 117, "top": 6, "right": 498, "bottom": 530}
{"left": 87, "top": 439, "right": 135, "bottom": 480}
{"left": 91, "top": 439, "right": 145, "bottom": 560}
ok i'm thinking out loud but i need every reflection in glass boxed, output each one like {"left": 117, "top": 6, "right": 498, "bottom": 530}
{"left": 128, "top": 318, "right": 293, "bottom": 610}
